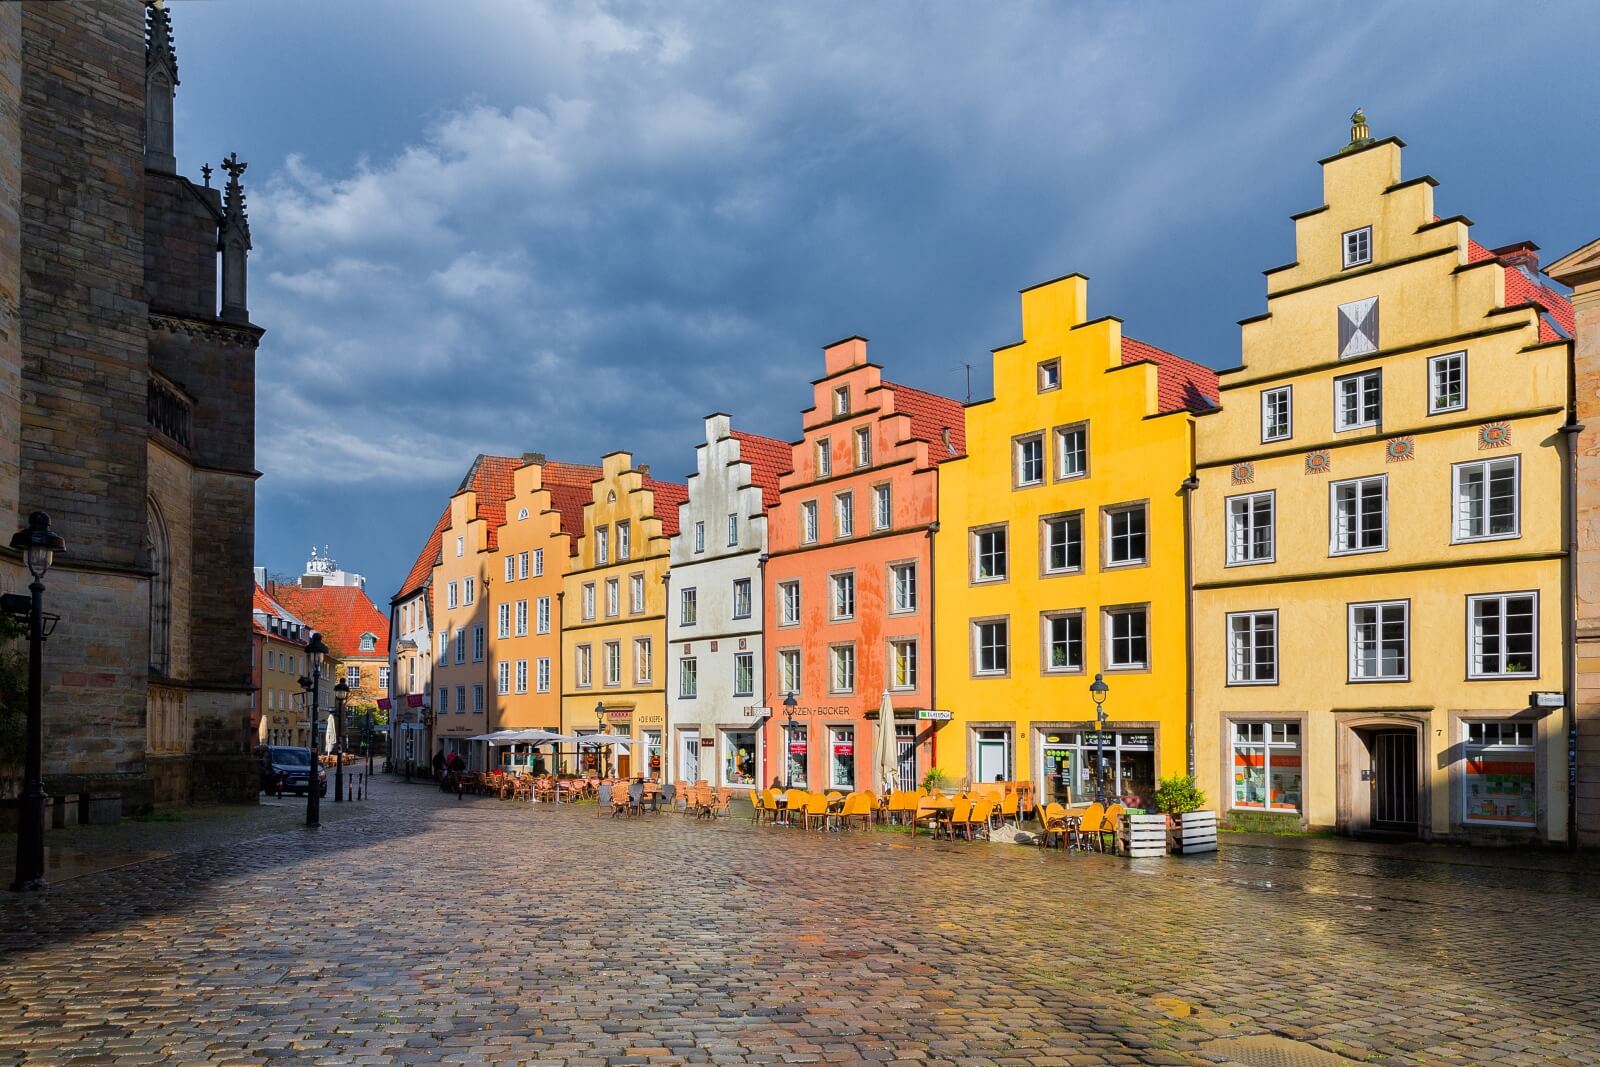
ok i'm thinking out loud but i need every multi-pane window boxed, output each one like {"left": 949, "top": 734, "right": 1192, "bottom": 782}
{"left": 829, "top": 643, "right": 856, "bottom": 694}
{"left": 680, "top": 587, "right": 698, "bottom": 626}
{"left": 635, "top": 638, "right": 653, "bottom": 685}
{"left": 835, "top": 492, "right": 854, "bottom": 538}
{"left": 733, "top": 652, "right": 754, "bottom": 697}
{"left": 515, "top": 659, "right": 528, "bottom": 694}
{"left": 1042, "top": 512, "right": 1083, "bottom": 574}
{"left": 456, "top": 685, "right": 467, "bottom": 713}
{"left": 873, "top": 484, "right": 891, "bottom": 530}
{"left": 833, "top": 386, "right": 850, "bottom": 416}
{"left": 629, "top": 573, "right": 644, "bottom": 614}
{"left": 582, "top": 583, "right": 595, "bottom": 620}
{"left": 778, "top": 648, "right": 801, "bottom": 696}
{"left": 890, "top": 639, "right": 918, "bottom": 690}
{"left": 801, "top": 500, "right": 819, "bottom": 544}
{"left": 536, "top": 657, "right": 551, "bottom": 693}
{"left": 1105, "top": 505, "right": 1147, "bottom": 567}
{"left": 678, "top": 657, "right": 697, "bottom": 699}
{"left": 472, "top": 625, "right": 485, "bottom": 662}
{"left": 463, "top": 577, "right": 475, "bottom": 606}
{"left": 1043, "top": 612, "right": 1083, "bottom": 673}
{"left": 516, "top": 599, "right": 529, "bottom": 636}
{"left": 1463, "top": 721, "right": 1536, "bottom": 827}
{"left": 693, "top": 521, "right": 705, "bottom": 554}
{"left": 605, "top": 577, "right": 619, "bottom": 617}
{"left": 1261, "top": 386, "right": 1292, "bottom": 442}
{"left": 446, "top": 581, "right": 458, "bottom": 609}
{"left": 518, "top": 551, "right": 530, "bottom": 579}
{"left": 727, "top": 513, "right": 738, "bottom": 547}
{"left": 1105, "top": 607, "right": 1149, "bottom": 670}
{"left": 1468, "top": 593, "right": 1537, "bottom": 678}
{"left": 595, "top": 526, "right": 609, "bottom": 565}
{"left": 1349, "top": 600, "right": 1408, "bottom": 681}
{"left": 1342, "top": 226, "right": 1372, "bottom": 268}
{"left": 1330, "top": 475, "right": 1387, "bottom": 554}
{"left": 440, "top": 631, "right": 449, "bottom": 660}
{"left": 1015, "top": 433, "right": 1044, "bottom": 487}
{"left": 890, "top": 563, "right": 917, "bottom": 613}
{"left": 604, "top": 641, "right": 621, "bottom": 686}
{"left": 973, "top": 526, "right": 1008, "bottom": 582}
{"left": 472, "top": 685, "right": 484, "bottom": 712}
{"left": 816, "top": 438, "right": 831, "bottom": 478}
{"left": 535, "top": 597, "right": 549, "bottom": 634}
{"left": 497, "top": 661, "right": 511, "bottom": 695}
{"left": 437, "top": 687, "right": 448, "bottom": 714}
{"left": 575, "top": 645, "right": 592, "bottom": 687}
{"left": 498, "top": 603, "right": 511, "bottom": 639}
{"left": 346, "top": 665, "right": 361, "bottom": 688}
{"left": 617, "top": 521, "right": 630, "bottom": 561}
{"left": 1056, "top": 423, "right": 1087, "bottom": 479}
{"left": 830, "top": 572, "right": 856, "bottom": 620}
{"left": 1227, "top": 492, "right": 1275, "bottom": 565}
{"left": 1232, "top": 722, "right": 1303, "bottom": 813}
{"left": 378, "top": 666, "right": 389, "bottom": 691}
{"left": 779, "top": 581, "right": 800, "bottom": 626}
{"left": 505, "top": 556, "right": 515, "bottom": 582}
{"left": 1334, "top": 369, "right": 1381, "bottom": 430}
{"left": 854, "top": 427, "right": 872, "bottom": 468}
{"left": 455, "top": 629, "right": 466, "bottom": 664}
{"left": 1429, "top": 351, "right": 1466, "bottom": 414}
{"left": 1038, "top": 359, "right": 1060, "bottom": 392}
{"left": 974, "top": 619, "right": 1009, "bottom": 676}
{"left": 1227, "top": 611, "right": 1278, "bottom": 684}
{"left": 455, "top": 536, "right": 464, "bottom": 557}
{"left": 1453, "top": 457, "right": 1519, "bottom": 542}
{"left": 531, "top": 549, "right": 542, "bottom": 577}
{"left": 732, "top": 578, "right": 752, "bottom": 619}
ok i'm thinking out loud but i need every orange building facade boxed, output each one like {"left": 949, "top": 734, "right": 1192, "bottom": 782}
{"left": 762, "top": 337, "right": 965, "bottom": 792}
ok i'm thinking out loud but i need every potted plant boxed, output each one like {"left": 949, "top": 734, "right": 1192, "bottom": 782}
{"left": 1155, "top": 773, "right": 1217, "bottom": 854}
{"left": 921, "top": 767, "right": 951, "bottom": 793}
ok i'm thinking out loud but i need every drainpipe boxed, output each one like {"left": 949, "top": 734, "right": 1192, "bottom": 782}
{"left": 1181, "top": 464, "right": 1199, "bottom": 780}
{"left": 926, "top": 520, "right": 938, "bottom": 782}
{"left": 660, "top": 570, "right": 670, "bottom": 785}
{"left": 757, "top": 550, "right": 769, "bottom": 790}
{"left": 555, "top": 590, "right": 565, "bottom": 774}
{"left": 1562, "top": 355, "right": 1582, "bottom": 851}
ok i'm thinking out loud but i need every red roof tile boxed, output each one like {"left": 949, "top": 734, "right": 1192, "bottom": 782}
{"left": 882, "top": 381, "right": 966, "bottom": 463}
{"left": 540, "top": 461, "right": 604, "bottom": 553}
{"left": 253, "top": 583, "right": 309, "bottom": 645}
{"left": 270, "top": 584, "right": 391, "bottom": 662}
{"left": 465, "top": 455, "right": 521, "bottom": 551}
{"left": 1467, "top": 237, "right": 1575, "bottom": 343}
{"left": 729, "top": 429, "right": 793, "bottom": 509}
{"left": 395, "top": 507, "right": 449, "bottom": 603}
{"left": 1120, "top": 337, "right": 1220, "bottom": 415}
{"left": 645, "top": 477, "right": 689, "bottom": 537}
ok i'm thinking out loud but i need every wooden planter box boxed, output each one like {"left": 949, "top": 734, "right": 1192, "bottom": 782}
{"left": 1170, "top": 810, "right": 1217, "bottom": 854}
{"left": 1120, "top": 813, "right": 1169, "bottom": 857}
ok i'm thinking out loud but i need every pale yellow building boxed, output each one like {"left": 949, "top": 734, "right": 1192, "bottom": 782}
{"left": 1192, "top": 115, "right": 1575, "bottom": 842}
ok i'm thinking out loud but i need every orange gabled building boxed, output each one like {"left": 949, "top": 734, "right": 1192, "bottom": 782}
{"left": 762, "top": 337, "right": 965, "bottom": 793}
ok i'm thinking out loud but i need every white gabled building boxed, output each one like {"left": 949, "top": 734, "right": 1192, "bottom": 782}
{"left": 666, "top": 414, "right": 790, "bottom": 791}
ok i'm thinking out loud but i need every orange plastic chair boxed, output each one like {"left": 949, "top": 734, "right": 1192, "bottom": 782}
{"left": 966, "top": 799, "right": 995, "bottom": 839}
{"left": 942, "top": 798, "right": 973, "bottom": 840}
{"left": 802, "top": 792, "right": 831, "bottom": 831}
{"left": 839, "top": 792, "right": 874, "bottom": 830}
{"left": 1038, "top": 802, "right": 1069, "bottom": 848}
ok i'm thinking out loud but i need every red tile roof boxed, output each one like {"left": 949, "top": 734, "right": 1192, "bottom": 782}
{"left": 882, "top": 381, "right": 966, "bottom": 463}
{"left": 395, "top": 506, "right": 449, "bottom": 604}
{"left": 541, "top": 461, "right": 604, "bottom": 553}
{"left": 465, "top": 455, "right": 521, "bottom": 551}
{"left": 645, "top": 477, "right": 689, "bottom": 536}
{"left": 252, "top": 584, "right": 309, "bottom": 644}
{"left": 729, "top": 429, "right": 793, "bottom": 509}
{"left": 270, "top": 583, "right": 391, "bottom": 662}
{"left": 1120, "top": 337, "right": 1220, "bottom": 415}
{"left": 1466, "top": 238, "right": 1575, "bottom": 343}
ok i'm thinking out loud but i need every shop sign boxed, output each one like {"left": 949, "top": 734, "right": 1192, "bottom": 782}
{"left": 788, "top": 741, "right": 807, "bottom": 754}
{"left": 787, "top": 705, "right": 853, "bottom": 718}
{"left": 916, "top": 709, "right": 952, "bottom": 721}
{"left": 604, "top": 709, "right": 631, "bottom": 721}
{"left": 1045, "top": 734, "right": 1061, "bottom": 743}
{"left": 1530, "top": 691, "right": 1565, "bottom": 709}
{"left": 833, "top": 742, "right": 854, "bottom": 756}
{"left": 699, "top": 738, "right": 716, "bottom": 747}
{"left": 742, "top": 705, "right": 771, "bottom": 720}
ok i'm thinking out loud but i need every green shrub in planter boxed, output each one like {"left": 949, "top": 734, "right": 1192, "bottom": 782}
{"left": 1153, "top": 773, "right": 1206, "bottom": 816}
{"left": 921, "top": 767, "right": 951, "bottom": 792}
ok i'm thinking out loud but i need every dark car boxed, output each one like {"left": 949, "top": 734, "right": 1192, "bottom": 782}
{"left": 256, "top": 745, "right": 327, "bottom": 797}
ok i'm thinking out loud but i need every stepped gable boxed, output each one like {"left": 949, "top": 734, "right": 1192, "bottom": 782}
{"left": 540, "top": 460, "right": 605, "bottom": 554}
{"left": 645, "top": 476, "right": 690, "bottom": 536}
{"left": 729, "top": 429, "right": 793, "bottom": 509}
{"left": 882, "top": 380, "right": 967, "bottom": 462}
{"left": 1120, "top": 337, "right": 1220, "bottom": 415}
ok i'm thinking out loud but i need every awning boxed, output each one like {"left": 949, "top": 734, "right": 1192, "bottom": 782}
{"left": 466, "top": 729, "right": 571, "bottom": 744}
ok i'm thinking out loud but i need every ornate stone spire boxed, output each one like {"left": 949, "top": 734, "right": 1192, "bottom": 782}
{"left": 219, "top": 152, "right": 253, "bottom": 323}
{"left": 144, "top": 1, "right": 179, "bottom": 173}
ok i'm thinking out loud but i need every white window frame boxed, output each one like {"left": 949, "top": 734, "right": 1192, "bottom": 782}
{"left": 497, "top": 661, "right": 511, "bottom": 696}
{"left": 973, "top": 618, "right": 1009, "bottom": 677}
{"left": 497, "top": 602, "right": 511, "bottom": 639}
{"left": 833, "top": 386, "right": 850, "bottom": 416}
{"left": 1055, "top": 423, "right": 1088, "bottom": 481}
{"left": 680, "top": 587, "right": 698, "bottom": 626}
{"left": 634, "top": 637, "right": 653, "bottom": 685}
{"left": 603, "top": 641, "right": 622, "bottom": 687}
{"left": 531, "top": 549, "right": 542, "bottom": 577}
{"left": 801, "top": 500, "right": 819, "bottom": 544}
{"left": 1333, "top": 368, "right": 1381, "bottom": 431}
{"left": 693, "top": 521, "right": 705, "bottom": 554}
{"left": 731, "top": 577, "right": 752, "bottom": 620}
{"left": 1348, "top": 600, "right": 1409, "bottom": 682}
{"left": 595, "top": 526, "right": 609, "bottom": 565}
{"left": 889, "top": 638, "right": 918, "bottom": 691}
{"left": 463, "top": 576, "right": 475, "bottom": 606}
{"left": 1428, "top": 351, "right": 1467, "bottom": 414}
{"left": 535, "top": 597, "right": 550, "bottom": 635}
{"left": 575, "top": 645, "right": 592, "bottom": 688}
{"left": 1104, "top": 504, "right": 1148, "bottom": 568}
{"left": 972, "top": 525, "right": 1008, "bottom": 583}
{"left": 1042, "top": 610, "right": 1083, "bottom": 674}
{"left": 1342, "top": 225, "right": 1372, "bottom": 269}
{"left": 829, "top": 643, "right": 856, "bottom": 695}
{"left": 1226, "top": 610, "right": 1278, "bottom": 685}
{"left": 504, "top": 556, "right": 515, "bottom": 582}
{"left": 678, "top": 657, "right": 698, "bottom": 699}
{"left": 1104, "top": 606, "right": 1149, "bottom": 671}
{"left": 629, "top": 573, "right": 644, "bottom": 615}
{"left": 1329, "top": 475, "right": 1387, "bottom": 556}
{"left": 1226, "top": 490, "right": 1276, "bottom": 566}
{"left": 1467, "top": 591, "right": 1539, "bottom": 680}
{"left": 536, "top": 657, "right": 551, "bottom": 693}
{"left": 582, "top": 583, "right": 595, "bottom": 620}
{"left": 873, "top": 483, "right": 891, "bottom": 531}
{"left": 778, "top": 580, "right": 800, "bottom": 627}
{"left": 890, "top": 562, "right": 917, "bottom": 614}
{"left": 854, "top": 426, "right": 872, "bottom": 468}
{"left": 1038, "top": 359, "right": 1060, "bottom": 392}
{"left": 1452, "top": 456, "right": 1520, "bottom": 544}
{"left": 1261, "top": 385, "right": 1292, "bottom": 443}
{"left": 605, "top": 577, "right": 619, "bottom": 618}
{"left": 815, "top": 438, "right": 831, "bottom": 479}
{"left": 1014, "top": 432, "right": 1044, "bottom": 487}
{"left": 518, "top": 551, "right": 530, "bottom": 580}
{"left": 834, "top": 491, "right": 854, "bottom": 538}
{"left": 472, "top": 625, "right": 485, "bottom": 662}
{"left": 830, "top": 571, "right": 856, "bottom": 621}
{"left": 727, "top": 513, "right": 738, "bottom": 547}
{"left": 515, "top": 659, "right": 528, "bottom": 694}
{"left": 446, "top": 581, "right": 458, "bottom": 609}
{"left": 732, "top": 651, "right": 755, "bottom": 697}
{"left": 778, "top": 648, "right": 801, "bottom": 696}
{"left": 1041, "top": 512, "right": 1083, "bottom": 576}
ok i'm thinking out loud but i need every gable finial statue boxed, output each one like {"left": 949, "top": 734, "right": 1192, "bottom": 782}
{"left": 219, "top": 152, "right": 253, "bottom": 324}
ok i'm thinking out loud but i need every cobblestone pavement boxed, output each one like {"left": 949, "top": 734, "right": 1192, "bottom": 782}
{"left": 3, "top": 781, "right": 1600, "bottom": 1066}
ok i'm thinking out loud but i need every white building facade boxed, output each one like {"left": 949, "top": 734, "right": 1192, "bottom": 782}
{"left": 666, "top": 415, "right": 789, "bottom": 791}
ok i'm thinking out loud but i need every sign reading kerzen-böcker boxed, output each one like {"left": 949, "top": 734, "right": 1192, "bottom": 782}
{"left": 783, "top": 706, "right": 852, "bottom": 718}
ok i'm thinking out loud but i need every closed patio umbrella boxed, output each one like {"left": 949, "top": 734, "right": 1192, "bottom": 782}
{"left": 874, "top": 690, "right": 898, "bottom": 793}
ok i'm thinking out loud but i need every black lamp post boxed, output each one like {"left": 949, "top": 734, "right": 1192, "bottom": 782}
{"left": 594, "top": 701, "right": 606, "bottom": 778}
{"left": 332, "top": 678, "right": 349, "bottom": 804}
{"left": 782, "top": 691, "right": 798, "bottom": 790}
{"left": 303, "top": 632, "right": 328, "bottom": 828}
{"left": 365, "top": 710, "right": 375, "bottom": 776}
{"left": 8, "top": 511, "right": 64, "bottom": 893}
{"left": 1089, "top": 672, "right": 1111, "bottom": 807}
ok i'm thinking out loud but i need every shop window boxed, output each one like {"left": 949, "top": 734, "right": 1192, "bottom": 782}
{"left": 1463, "top": 720, "right": 1535, "bottom": 827}
{"left": 1231, "top": 721, "right": 1302, "bottom": 813}
{"left": 1038, "top": 730, "right": 1154, "bottom": 807}
{"left": 785, "top": 722, "right": 808, "bottom": 787}
{"left": 723, "top": 730, "right": 757, "bottom": 788}
{"left": 829, "top": 725, "right": 856, "bottom": 789}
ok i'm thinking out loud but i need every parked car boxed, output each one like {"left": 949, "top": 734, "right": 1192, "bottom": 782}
{"left": 256, "top": 745, "right": 327, "bottom": 797}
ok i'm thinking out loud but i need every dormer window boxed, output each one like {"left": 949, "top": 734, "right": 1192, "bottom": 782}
{"left": 1342, "top": 226, "right": 1372, "bottom": 269}
{"left": 833, "top": 386, "right": 850, "bottom": 416}
{"left": 360, "top": 633, "right": 376, "bottom": 653}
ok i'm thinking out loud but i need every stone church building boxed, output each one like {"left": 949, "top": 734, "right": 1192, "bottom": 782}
{"left": 0, "top": 2, "right": 260, "bottom": 808}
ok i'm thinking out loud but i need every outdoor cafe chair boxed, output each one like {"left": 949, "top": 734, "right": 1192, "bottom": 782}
{"left": 1074, "top": 803, "right": 1108, "bottom": 851}
{"left": 911, "top": 794, "right": 947, "bottom": 838}
{"left": 965, "top": 799, "right": 995, "bottom": 840}
{"left": 996, "top": 789, "right": 1019, "bottom": 828}
{"left": 711, "top": 788, "right": 733, "bottom": 818}
{"left": 801, "top": 792, "right": 832, "bottom": 831}
{"left": 751, "top": 789, "right": 770, "bottom": 824}
{"left": 824, "top": 791, "right": 845, "bottom": 812}
{"left": 885, "top": 789, "right": 918, "bottom": 826}
{"left": 1101, "top": 803, "right": 1127, "bottom": 852}
{"left": 941, "top": 797, "right": 973, "bottom": 840}
{"left": 784, "top": 788, "right": 808, "bottom": 823}
{"left": 838, "top": 791, "right": 873, "bottom": 830}
{"left": 628, "top": 782, "right": 645, "bottom": 814}
{"left": 1037, "top": 802, "right": 1069, "bottom": 848}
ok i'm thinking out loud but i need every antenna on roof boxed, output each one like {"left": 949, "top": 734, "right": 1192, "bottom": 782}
{"left": 963, "top": 361, "right": 972, "bottom": 404}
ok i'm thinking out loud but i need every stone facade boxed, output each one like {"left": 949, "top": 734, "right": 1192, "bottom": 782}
{"left": 0, "top": 2, "right": 260, "bottom": 810}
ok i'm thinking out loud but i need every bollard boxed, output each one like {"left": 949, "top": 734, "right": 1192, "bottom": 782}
{"left": 346, "top": 776, "right": 353, "bottom": 802}
{"left": 358, "top": 774, "right": 365, "bottom": 801}
{"left": 275, "top": 772, "right": 286, "bottom": 799}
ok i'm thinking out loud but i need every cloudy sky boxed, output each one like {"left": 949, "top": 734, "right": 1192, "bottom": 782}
{"left": 170, "top": 1, "right": 1600, "bottom": 602}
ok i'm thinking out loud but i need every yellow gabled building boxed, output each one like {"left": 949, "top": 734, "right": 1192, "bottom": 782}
{"left": 559, "top": 452, "right": 687, "bottom": 778}
{"left": 934, "top": 273, "right": 1217, "bottom": 805}
{"left": 1192, "top": 114, "right": 1575, "bottom": 842}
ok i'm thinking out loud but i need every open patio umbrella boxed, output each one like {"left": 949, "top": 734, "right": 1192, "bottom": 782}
{"left": 874, "top": 690, "right": 898, "bottom": 793}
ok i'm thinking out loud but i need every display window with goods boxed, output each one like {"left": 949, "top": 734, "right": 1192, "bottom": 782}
{"left": 1462, "top": 720, "right": 1535, "bottom": 827}
{"left": 723, "top": 730, "right": 757, "bottom": 787}
{"left": 1230, "top": 721, "right": 1302, "bottom": 813}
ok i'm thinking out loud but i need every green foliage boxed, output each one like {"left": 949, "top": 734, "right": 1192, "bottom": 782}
{"left": 920, "top": 767, "right": 951, "bottom": 792}
{"left": 1153, "top": 773, "right": 1206, "bottom": 815}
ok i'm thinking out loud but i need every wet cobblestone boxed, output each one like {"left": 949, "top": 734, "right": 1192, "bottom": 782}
{"left": 2, "top": 781, "right": 1598, "bottom": 1065}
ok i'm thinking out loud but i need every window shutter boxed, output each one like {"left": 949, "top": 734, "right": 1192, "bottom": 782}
{"left": 1338, "top": 297, "right": 1379, "bottom": 358}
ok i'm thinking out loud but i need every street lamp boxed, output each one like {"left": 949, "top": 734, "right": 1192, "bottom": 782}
{"left": 782, "top": 691, "right": 798, "bottom": 790}
{"left": 364, "top": 710, "right": 375, "bottom": 776}
{"left": 594, "top": 700, "right": 606, "bottom": 778}
{"left": 7, "top": 511, "right": 64, "bottom": 893}
{"left": 1089, "top": 673, "right": 1111, "bottom": 807}
{"left": 332, "top": 678, "right": 349, "bottom": 804}
{"left": 303, "top": 632, "right": 328, "bottom": 828}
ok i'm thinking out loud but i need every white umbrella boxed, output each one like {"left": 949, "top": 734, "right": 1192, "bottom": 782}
{"left": 874, "top": 691, "right": 899, "bottom": 793}
{"left": 323, "top": 712, "right": 337, "bottom": 754}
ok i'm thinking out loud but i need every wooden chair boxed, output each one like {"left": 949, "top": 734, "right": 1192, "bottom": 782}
{"left": 911, "top": 795, "right": 945, "bottom": 838}
{"left": 750, "top": 788, "right": 767, "bottom": 824}
{"left": 710, "top": 788, "right": 732, "bottom": 819}
{"left": 802, "top": 792, "right": 832, "bottom": 831}
{"left": 1038, "top": 802, "right": 1069, "bottom": 848}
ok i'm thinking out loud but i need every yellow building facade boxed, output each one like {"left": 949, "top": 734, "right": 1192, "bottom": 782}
{"left": 935, "top": 274, "right": 1217, "bottom": 805}
{"left": 1193, "top": 118, "right": 1574, "bottom": 842}
{"left": 431, "top": 477, "right": 496, "bottom": 767}
{"left": 559, "top": 452, "right": 686, "bottom": 779}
